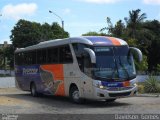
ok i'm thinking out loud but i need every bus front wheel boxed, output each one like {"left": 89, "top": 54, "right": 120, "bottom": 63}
{"left": 30, "top": 83, "right": 38, "bottom": 97}
{"left": 69, "top": 86, "right": 84, "bottom": 104}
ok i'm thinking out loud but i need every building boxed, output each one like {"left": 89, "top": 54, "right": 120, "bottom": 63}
{"left": 0, "top": 41, "right": 11, "bottom": 48}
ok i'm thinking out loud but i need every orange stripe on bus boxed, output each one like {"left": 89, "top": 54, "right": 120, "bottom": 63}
{"left": 41, "top": 64, "right": 65, "bottom": 96}
{"left": 123, "top": 81, "right": 130, "bottom": 87}
{"left": 106, "top": 37, "right": 121, "bottom": 45}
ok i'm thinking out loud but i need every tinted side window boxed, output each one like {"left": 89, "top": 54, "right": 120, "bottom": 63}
{"left": 37, "top": 49, "right": 47, "bottom": 64}
{"left": 59, "top": 45, "right": 73, "bottom": 63}
{"left": 24, "top": 52, "right": 30, "bottom": 65}
{"left": 27, "top": 51, "right": 36, "bottom": 65}
{"left": 15, "top": 52, "right": 26, "bottom": 65}
{"left": 32, "top": 51, "right": 37, "bottom": 64}
{"left": 47, "top": 47, "right": 58, "bottom": 63}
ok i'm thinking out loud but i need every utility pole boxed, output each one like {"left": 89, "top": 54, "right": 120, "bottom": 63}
{"left": 49, "top": 10, "right": 64, "bottom": 29}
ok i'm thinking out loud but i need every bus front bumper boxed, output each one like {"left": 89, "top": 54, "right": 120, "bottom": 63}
{"left": 92, "top": 85, "right": 138, "bottom": 100}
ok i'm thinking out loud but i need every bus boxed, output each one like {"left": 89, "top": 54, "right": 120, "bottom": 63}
{"left": 15, "top": 36, "right": 142, "bottom": 103}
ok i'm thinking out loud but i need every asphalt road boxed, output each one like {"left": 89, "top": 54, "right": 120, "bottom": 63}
{"left": 0, "top": 88, "right": 160, "bottom": 115}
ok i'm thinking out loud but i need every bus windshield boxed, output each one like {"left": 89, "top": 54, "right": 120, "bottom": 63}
{"left": 93, "top": 46, "right": 136, "bottom": 81}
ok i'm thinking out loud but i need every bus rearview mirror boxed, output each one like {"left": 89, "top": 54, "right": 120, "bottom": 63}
{"left": 129, "top": 47, "right": 143, "bottom": 62}
{"left": 84, "top": 48, "right": 96, "bottom": 63}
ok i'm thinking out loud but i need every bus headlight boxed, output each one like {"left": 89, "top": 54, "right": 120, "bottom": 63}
{"left": 99, "top": 85, "right": 106, "bottom": 89}
{"left": 95, "top": 82, "right": 107, "bottom": 89}
{"left": 134, "top": 83, "right": 137, "bottom": 86}
{"left": 130, "top": 82, "right": 137, "bottom": 87}
{"left": 130, "top": 79, "right": 137, "bottom": 87}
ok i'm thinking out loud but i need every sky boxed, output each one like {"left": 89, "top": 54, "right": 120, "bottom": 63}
{"left": 0, "top": 0, "right": 160, "bottom": 44}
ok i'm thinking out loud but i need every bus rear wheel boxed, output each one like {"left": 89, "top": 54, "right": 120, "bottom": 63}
{"left": 69, "top": 86, "right": 84, "bottom": 104}
{"left": 30, "top": 83, "right": 38, "bottom": 97}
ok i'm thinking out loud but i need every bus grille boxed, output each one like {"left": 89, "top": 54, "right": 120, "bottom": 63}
{"left": 107, "top": 87, "right": 133, "bottom": 91}
{"left": 109, "top": 92, "right": 131, "bottom": 97}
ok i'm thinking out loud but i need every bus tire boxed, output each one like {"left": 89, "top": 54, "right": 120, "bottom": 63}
{"left": 69, "top": 86, "right": 84, "bottom": 104}
{"left": 105, "top": 98, "right": 116, "bottom": 102}
{"left": 30, "top": 83, "right": 38, "bottom": 97}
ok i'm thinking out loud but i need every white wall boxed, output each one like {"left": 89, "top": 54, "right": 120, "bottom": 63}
{"left": 0, "top": 77, "right": 15, "bottom": 88}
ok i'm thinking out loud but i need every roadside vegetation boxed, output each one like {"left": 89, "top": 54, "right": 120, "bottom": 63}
{"left": 138, "top": 76, "right": 160, "bottom": 94}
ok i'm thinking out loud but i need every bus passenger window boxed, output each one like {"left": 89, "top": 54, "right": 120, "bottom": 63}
{"left": 37, "top": 49, "right": 47, "bottom": 64}
{"left": 27, "top": 51, "right": 36, "bottom": 65}
{"left": 59, "top": 45, "right": 73, "bottom": 63}
{"left": 47, "top": 48, "right": 58, "bottom": 63}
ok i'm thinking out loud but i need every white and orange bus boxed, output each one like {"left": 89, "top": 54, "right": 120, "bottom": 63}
{"left": 15, "top": 36, "right": 142, "bottom": 103}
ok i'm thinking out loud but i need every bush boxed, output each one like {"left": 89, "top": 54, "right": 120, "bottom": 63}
{"left": 138, "top": 84, "right": 145, "bottom": 94}
{"left": 144, "top": 76, "right": 160, "bottom": 93}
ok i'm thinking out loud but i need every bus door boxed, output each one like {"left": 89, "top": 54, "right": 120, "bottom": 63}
{"left": 80, "top": 53, "right": 93, "bottom": 98}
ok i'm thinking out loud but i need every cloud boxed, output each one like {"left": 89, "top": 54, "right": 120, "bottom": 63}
{"left": 76, "top": 0, "right": 123, "bottom": 4}
{"left": 143, "top": 0, "right": 160, "bottom": 5}
{"left": 1, "top": 3, "right": 38, "bottom": 20}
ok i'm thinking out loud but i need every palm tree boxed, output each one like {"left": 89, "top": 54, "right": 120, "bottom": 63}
{"left": 124, "top": 9, "right": 147, "bottom": 39}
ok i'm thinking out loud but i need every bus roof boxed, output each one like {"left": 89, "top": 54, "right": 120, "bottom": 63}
{"left": 15, "top": 36, "right": 127, "bottom": 53}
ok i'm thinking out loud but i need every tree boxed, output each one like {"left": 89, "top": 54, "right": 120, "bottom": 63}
{"left": 10, "top": 19, "right": 69, "bottom": 48}
{"left": 4, "top": 45, "right": 14, "bottom": 69}
{"left": 40, "top": 23, "right": 53, "bottom": 41}
{"left": 0, "top": 45, "right": 14, "bottom": 69}
{"left": 143, "top": 20, "right": 160, "bottom": 72}
{"left": 82, "top": 31, "right": 107, "bottom": 36}
{"left": 10, "top": 19, "right": 41, "bottom": 48}
{"left": 100, "top": 17, "right": 113, "bottom": 35}
{"left": 51, "top": 23, "right": 69, "bottom": 39}
{"left": 135, "top": 55, "right": 148, "bottom": 73}
{"left": 111, "top": 20, "right": 125, "bottom": 37}
{"left": 124, "top": 9, "right": 147, "bottom": 39}
{"left": 100, "top": 17, "right": 126, "bottom": 38}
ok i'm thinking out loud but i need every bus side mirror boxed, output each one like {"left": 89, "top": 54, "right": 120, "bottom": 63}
{"left": 129, "top": 47, "right": 143, "bottom": 62}
{"left": 84, "top": 48, "right": 96, "bottom": 63}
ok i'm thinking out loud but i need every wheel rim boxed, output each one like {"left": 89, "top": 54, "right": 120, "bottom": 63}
{"left": 72, "top": 90, "right": 80, "bottom": 101}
